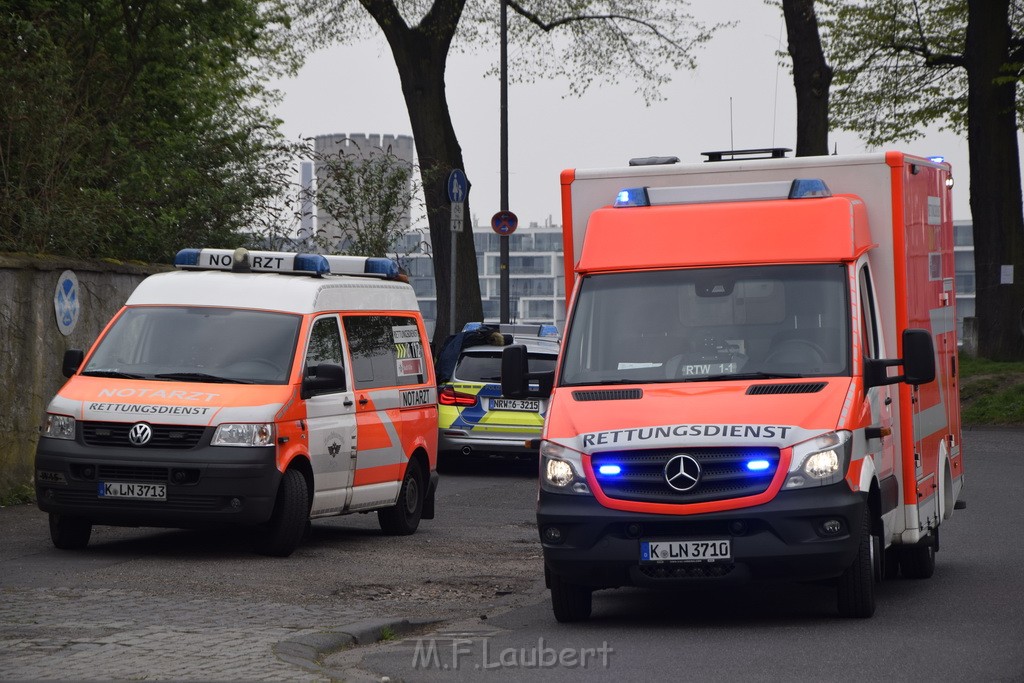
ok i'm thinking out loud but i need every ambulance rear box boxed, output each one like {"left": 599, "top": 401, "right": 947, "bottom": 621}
{"left": 35, "top": 248, "right": 438, "bottom": 557}
{"left": 503, "top": 151, "right": 964, "bottom": 620}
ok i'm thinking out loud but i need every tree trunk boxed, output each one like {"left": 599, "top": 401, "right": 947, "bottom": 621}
{"left": 364, "top": 1, "right": 484, "bottom": 349}
{"left": 965, "top": 0, "right": 1024, "bottom": 360}
{"left": 782, "top": 0, "right": 832, "bottom": 157}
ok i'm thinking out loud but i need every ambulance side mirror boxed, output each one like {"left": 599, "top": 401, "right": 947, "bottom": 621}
{"left": 864, "top": 329, "right": 936, "bottom": 388}
{"left": 62, "top": 349, "right": 84, "bottom": 378}
{"left": 301, "top": 363, "right": 346, "bottom": 399}
{"left": 501, "top": 345, "right": 554, "bottom": 399}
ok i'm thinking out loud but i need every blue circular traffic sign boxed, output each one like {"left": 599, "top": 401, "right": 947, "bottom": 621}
{"left": 491, "top": 210, "right": 518, "bottom": 236}
{"left": 447, "top": 169, "right": 468, "bottom": 203}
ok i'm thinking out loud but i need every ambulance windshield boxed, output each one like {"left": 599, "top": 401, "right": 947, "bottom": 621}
{"left": 83, "top": 306, "right": 301, "bottom": 385}
{"left": 560, "top": 264, "right": 850, "bottom": 385}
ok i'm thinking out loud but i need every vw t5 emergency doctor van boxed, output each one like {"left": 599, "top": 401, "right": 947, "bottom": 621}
{"left": 35, "top": 248, "right": 438, "bottom": 556}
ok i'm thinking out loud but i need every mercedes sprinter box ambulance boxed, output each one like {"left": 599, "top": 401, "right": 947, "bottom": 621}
{"left": 35, "top": 248, "right": 438, "bottom": 557}
{"left": 502, "top": 150, "right": 965, "bottom": 620}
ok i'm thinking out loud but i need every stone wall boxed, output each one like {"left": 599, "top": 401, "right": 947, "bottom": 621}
{"left": 0, "top": 254, "right": 169, "bottom": 498}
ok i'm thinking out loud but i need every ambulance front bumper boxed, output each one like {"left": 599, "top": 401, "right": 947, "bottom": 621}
{"left": 35, "top": 437, "right": 281, "bottom": 528}
{"left": 538, "top": 484, "right": 865, "bottom": 589}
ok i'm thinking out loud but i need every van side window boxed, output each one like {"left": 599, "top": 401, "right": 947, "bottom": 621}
{"left": 306, "top": 316, "right": 344, "bottom": 373}
{"left": 344, "top": 315, "right": 426, "bottom": 389}
{"left": 858, "top": 267, "right": 880, "bottom": 359}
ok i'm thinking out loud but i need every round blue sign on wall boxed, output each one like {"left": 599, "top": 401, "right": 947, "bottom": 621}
{"left": 54, "top": 270, "right": 80, "bottom": 336}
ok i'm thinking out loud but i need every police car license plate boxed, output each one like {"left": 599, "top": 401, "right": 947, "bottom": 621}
{"left": 98, "top": 481, "right": 166, "bottom": 501}
{"left": 489, "top": 398, "right": 540, "bottom": 412}
{"left": 640, "top": 539, "right": 731, "bottom": 563}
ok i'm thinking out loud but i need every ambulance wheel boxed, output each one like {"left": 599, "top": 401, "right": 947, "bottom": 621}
{"left": 899, "top": 542, "right": 936, "bottom": 579}
{"left": 379, "top": 458, "right": 424, "bottom": 535}
{"left": 256, "top": 469, "right": 309, "bottom": 557}
{"left": 49, "top": 513, "right": 92, "bottom": 550}
{"left": 550, "top": 573, "right": 592, "bottom": 623}
{"left": 837, "top": 507, "right": 876, "bottom": 618}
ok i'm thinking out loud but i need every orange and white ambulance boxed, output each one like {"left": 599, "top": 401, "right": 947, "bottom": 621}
{"left": 35, "top": 248, "right": 438, "bottom": 556}
{"left": 502, "top": 150, "right": 965, "bottom": 620}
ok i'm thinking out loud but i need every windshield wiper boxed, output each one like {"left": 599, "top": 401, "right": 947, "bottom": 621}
{"left": 684, "top": 371, "right": 805, "bottom": 383}
{"left": 80, "top": 370, "right": 146, "bottom": 379}
{"left": 153, "top": 372, "right": 252, "bottom": 384}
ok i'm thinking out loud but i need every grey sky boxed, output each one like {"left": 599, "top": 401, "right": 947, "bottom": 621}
{"left": 270, "top": 1, "right": 979, "bottom": 228}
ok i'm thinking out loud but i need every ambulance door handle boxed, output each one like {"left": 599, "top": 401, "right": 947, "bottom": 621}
{"left": 343, "top": 398, "right": 354, "bottom": 407}
{"left": 358, "top": 397, "right": 369, "bottom": 406}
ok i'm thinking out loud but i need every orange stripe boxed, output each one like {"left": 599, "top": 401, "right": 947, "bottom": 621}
{"left": 560, "top": 168, "right": 577, "bottom": 303}
{"left": 354, "top": 463, "right": 403, "bottom": 487}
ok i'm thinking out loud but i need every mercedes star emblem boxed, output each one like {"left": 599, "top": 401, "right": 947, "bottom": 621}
{"left": 664, "top": 453, "right": 701, "bottom": 492}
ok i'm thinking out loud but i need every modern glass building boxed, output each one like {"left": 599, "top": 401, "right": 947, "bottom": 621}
{"left": 392, "top": 222, "right": 566, "bottom": 337}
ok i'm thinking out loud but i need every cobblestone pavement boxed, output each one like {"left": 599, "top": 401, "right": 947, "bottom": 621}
{"left": 0, "top": 586, "right": 372, "bottom": 681}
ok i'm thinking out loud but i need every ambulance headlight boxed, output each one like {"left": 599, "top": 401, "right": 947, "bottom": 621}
{"left": 42, "top": 414, "right": 76, "bottom": 440}
{"left": 540, "top": 441, "right": 590, "bottom": 495}
{"left": 784, "top": 430, "right": 851, "bottom": 489}
{"left": 212, "top": 423, "right": 275, "bottom": 447}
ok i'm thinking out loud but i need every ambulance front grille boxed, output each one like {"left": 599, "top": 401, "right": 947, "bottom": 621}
{"left": 82, "top": 422, "right": 207, "bottom": 449}
{"left": 591, "top": 448, "right": 780, "bottom": 505}
{"left": 572, "top": 389, "right": 643, "bottom": 401}
{"left": 746, "top": 382, "right": 827, "bottom": 395}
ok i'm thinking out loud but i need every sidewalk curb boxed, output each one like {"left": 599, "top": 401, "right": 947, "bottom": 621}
{"left": 273, "top": 617, "right": 439, "bottom": 674}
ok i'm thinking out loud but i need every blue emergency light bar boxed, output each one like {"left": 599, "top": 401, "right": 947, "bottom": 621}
{"left": 174, "top": 248, "right": 400, "bottom": 279}
{"left": 613, "top": 178, "right": 833, "bottom": 208}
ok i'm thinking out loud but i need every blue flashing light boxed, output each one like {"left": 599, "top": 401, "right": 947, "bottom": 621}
{"left": 294, "top": 254, "right": 330, "bottom": 276}
{"left": 788, "top": 178, "right": 832, "bottom": 199}
{"left": 598, "top": 464, "right": 622, "bottom": 476}
{"left": 928, "top": 155, "right": 945, "bottom": 164}
{"left": 174, "top": 248, "right": 201, "bottom": 267}
{"left": 365, "top": 257, "right": 399, "bottom": 279}
{"left": 614, "top": 187, "right": 650, "bottom": 208}
{"left": 746, "top": 459, "right": 771, "bottom": 472}
{"left": 462, "top": 322, "right": 483, "bottom": 332}
{"left": 538, "top": 324, "right": 559, "bottom": 337}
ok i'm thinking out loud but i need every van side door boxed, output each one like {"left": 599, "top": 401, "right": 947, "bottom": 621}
{"left": 303, "top": 314, "right": 358, "bottom": 515}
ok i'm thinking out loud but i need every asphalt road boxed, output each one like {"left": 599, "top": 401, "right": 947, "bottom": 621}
{"left": 2, "top": 430, "right": 1022, "bottom": 682}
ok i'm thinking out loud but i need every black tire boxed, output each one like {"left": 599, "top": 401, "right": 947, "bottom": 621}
{"left": 49, "top": 513, "right": 92, "bottom": 550}
{"left": 255, "top": 469, "right": 309, "bottom": 557}
{"left": 550, "top": 572, "right": 593, "bottom": 623}
{"left": 378, "top": 458, "right": 424, "bottom": 535}
{"left": 900, "top": 542, "right": 936, "bottom": 579}
{"left": 837, "top": 507, "right": 876, "bottom": 618}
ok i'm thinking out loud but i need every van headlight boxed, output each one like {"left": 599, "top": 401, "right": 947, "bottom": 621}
{"left": 212, "top": 423, "right": 275, "bottom": 447}
{"left": 784, "top": 430, "right": 851, "bottom": 489}
{"left": 42, "top": 414, "right": 76, "bottom": 440}
{"left": 540, "top": 441, "right": 591, "bottom": 495}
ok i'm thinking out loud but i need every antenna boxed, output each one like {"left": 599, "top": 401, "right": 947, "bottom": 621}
{"left": 772, "top": 19, "right": 784, "bottom": 148}
{"left": 730, "top": 97, "right": 734, "bottom": 151}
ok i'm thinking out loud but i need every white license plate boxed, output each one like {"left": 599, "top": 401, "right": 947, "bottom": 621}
{"left": 489, "top": 398, "right": 540, "bottom": 412}
{"left": 641, "top": 539, "right": 731, "bottom": 563}
{"left": 98, "top": 481, "right": 167, "bottom": 501}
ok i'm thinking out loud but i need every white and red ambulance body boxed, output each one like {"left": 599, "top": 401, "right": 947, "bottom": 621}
{"left": 36, "top": 248, "right": 438, "bottom": 556}
{"left": 505, "top": 151, "right": 964, "bottom": 620}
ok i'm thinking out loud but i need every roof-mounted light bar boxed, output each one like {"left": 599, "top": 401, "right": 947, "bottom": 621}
{"left": 462, "top": 322, "right": 560, "bottom": 338}
{"left": 174, "top": 248, "right": 401, "bottom": 279}
{"left": 613, "top": 178, "right": 833, "bottom": 208}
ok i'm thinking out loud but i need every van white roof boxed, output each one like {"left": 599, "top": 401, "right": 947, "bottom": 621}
{"left": 126, "top": 270, "right": 421, "bottom": 315}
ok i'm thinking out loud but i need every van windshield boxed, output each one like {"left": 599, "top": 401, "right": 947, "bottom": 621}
{"left": 560, "top": 264, "right": 850, "bottom": 386}
{"left": 83, "top": 306, "right": 301, "bottom": 384}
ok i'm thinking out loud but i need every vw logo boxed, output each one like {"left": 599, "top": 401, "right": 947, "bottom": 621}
{"left": 128, "top": 423, "right": 153, "bottom": 447}
{"left": 664, "top": 453, "right": 701, "bottom": 492}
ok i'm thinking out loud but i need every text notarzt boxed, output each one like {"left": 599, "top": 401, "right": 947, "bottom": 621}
{"left": 411, "top": 637, "right": 613, "bottom": 670}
